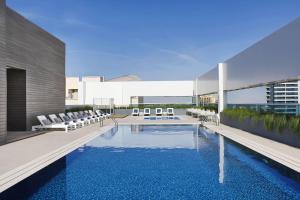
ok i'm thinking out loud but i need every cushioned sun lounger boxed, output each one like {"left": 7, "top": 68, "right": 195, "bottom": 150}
{"left": 49, "top": 114, "right": 77, "bottom": 129}
{"left": 59, "top": 113, "right": 84, "bottom": 127}
{"left": 167, "top": 108, "right": 174, "bottom": 116}
{"left": 132, "top": 108, "right": 139, "bottom": 116}
{"left": 155, "top": 108, "right": 163, "bottom": 116}
{"left": 144, "top": 108, "right": 151, "bottom": 116}
{"left": 36, "top": 115, "right": 69, "bottom": 133}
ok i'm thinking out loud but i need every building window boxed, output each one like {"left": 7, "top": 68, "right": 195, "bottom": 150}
{"left": 67, "top": 89, "right": 78, "bottom": 99}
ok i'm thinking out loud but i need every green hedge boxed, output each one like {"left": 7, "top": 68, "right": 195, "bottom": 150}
{"left": 195, "top": 104, "right": 218, "bottom": 112}
{"left": 65, "top": 105, "right": 93, "bottom": 113}
{"left": 222, "top": 108, "right": 300, "bottom": 134}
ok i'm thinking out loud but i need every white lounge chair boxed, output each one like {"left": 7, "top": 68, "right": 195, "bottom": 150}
{"left": 156, "top": 108, "right": 163, "bottom": 116}
{"left": 67, "top": 112, "right": 90, "bottom": 125}
{"left": 79, "top": 111, "right": 96, "bottom": 123}
{"left": 85, "top": 110, "right": 101, "bottom": 122}
{"left": 95, "top": 110, "right": 111, "bottom": 119}
{"left": 90, "top": 110, "right": 104, "bottom": 122}
{"left": 49, "top": 114, "right": 77, "bottom": 129}
{"left": 167, "top": 108, "right": 174, "bottom": 116}
{"left": 74, "top": 112, "right": 94, "bottom": 124}
{"left": 144, "top": 108, "right": 151, "bottom": 116}
{"left": 59, "top": 113, "right": 84, "bottom": 127}
{"left": 95, "top": 110, "right": 105, "bottom": 119}
{"left": 36, "top": 115, "right": 69, "bottom": 133}
{"left": 132, "top": 108, "right": 139, "bottom": 116}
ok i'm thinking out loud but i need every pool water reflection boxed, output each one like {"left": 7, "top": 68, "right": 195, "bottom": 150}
{"left": 1, "top": 125, "right": 300, "bottom": 200}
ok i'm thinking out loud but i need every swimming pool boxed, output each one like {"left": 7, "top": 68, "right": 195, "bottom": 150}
{"left": 144, "top": 116, "right": 180, "bottom": 120}
{"left": 2, "top": 125, "right": 300, "bottom": 199}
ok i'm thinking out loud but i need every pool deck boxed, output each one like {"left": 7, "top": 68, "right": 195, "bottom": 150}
{"left": 0, "top": 120, "right": 115, "bottom": 193}
{"left": 0, "top": 115, "right": 300, "bottom": 192}
{"left": 205, "top": 123, "right": 300, "bottom": 173}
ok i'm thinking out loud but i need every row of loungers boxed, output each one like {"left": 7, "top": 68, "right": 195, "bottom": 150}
{"left": 33, "top": 110, "right": 111, "bottom": 133}
{"left": 186, "top": 108, "right": 219, "bottom": 125}
{"left": 132, "top": 108, "right": 174, "bottom": 116}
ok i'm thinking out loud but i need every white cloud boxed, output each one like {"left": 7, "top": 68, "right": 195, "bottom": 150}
{"left": 63, "top": 18, "right": 97, "bottom": 29}
{"left": 19, "top": 11, "right": 97, "bottom": 30}
{"left": 159, "top": 48, "right": 201, "bottom": 64}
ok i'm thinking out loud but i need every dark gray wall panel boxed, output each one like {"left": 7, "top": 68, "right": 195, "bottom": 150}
{"left": 0, "top": 0, "right": 65, "bottom": 140}
{"left": 0, "top": 0, "right": 7, "bottom": 144}
{"left": 5, "top": 8, "right": 65, "bottom": 130}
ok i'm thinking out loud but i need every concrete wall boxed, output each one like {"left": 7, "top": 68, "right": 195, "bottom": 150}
{"left": 81, "top": 81, "right": 194, "bottom": 106}
{"left": 0, "top": 1, "right": 65, "bottom": 143}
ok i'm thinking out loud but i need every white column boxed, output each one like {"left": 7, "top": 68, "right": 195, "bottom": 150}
{"left": 218, "top": 63, "right": 227, "bottom": 114}
{"left": 83, "top": 81, "right": 86, "bottom": 105}
{"left": 195, "top": 78, "right": 199, "bottom": 106}
{"left": 78, "top": 81, "right": 84, "bottom": 105}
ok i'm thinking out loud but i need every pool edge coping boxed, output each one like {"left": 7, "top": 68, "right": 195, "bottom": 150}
{"left": 0, "top": 125, "right": 114, "bottom": 193}
{"left": 206, "top": 124, "right": 300, "bottom": 173}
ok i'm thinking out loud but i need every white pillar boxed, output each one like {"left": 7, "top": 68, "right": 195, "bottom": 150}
{"left": 83, "top": 81, "right": 86, "bottom": 105}
{"left": 195, "top": 78, "right": 199, "bottom": 106}
{"left": 218, "top": 63, "right": 227, "bottom": 114}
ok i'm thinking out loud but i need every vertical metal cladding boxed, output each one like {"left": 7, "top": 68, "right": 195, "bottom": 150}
{"left": 0, "top": 0, "right": 7, "bottom": 143}
{"left": 0, "top": 0, "right": 65, "bottom": 143}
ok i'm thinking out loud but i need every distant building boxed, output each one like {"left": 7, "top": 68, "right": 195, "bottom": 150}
{"left": 199, "top": 95, "right": 217, "bottom": 106}
{"left": 108, "top": 74, "right": 141, "bottom": 82}
{"left": 66, "top": 76, "right": 104, "bottom": 105}
{"left": 82, "top": 76, "right": 105, "bottom": 82}
{"left": 65, "top": 75, "right": 194, "bottom": 106}
{"left": 266, "top": 81, "right": 300, "bottom": 115}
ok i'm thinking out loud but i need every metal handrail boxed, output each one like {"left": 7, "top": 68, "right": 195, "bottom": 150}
{"left": 111, "top": 115, "right": 118, "bottom": 127}
{"left": 99, "top": 117, "right": 104, "bottom": 127}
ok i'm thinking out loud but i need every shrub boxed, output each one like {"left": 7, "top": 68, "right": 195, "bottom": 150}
{"left": 222, "top": 108, "right": 300, "bottom": 134}
{"left": 288, "top": 117, "right": 300, "bottom": 134}
{"left": 274, "top": 115, "right": 287, "bottom": 133}
{"left": 223, "top": 108, "right": 260, "bottom": 122}
{"left": 65, "top": 105, "right": 93, "bottom": 113}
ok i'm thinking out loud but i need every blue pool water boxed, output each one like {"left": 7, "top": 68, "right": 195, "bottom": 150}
{"left": 2, "top": 125, "right": 300, "bottom": 199}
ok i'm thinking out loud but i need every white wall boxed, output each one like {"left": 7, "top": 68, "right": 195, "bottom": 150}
{"left": 227, "top": 86, "right": 266, "bottom": 104}
{"left": 81, "top": 81, "right": 193, "bottom": 106}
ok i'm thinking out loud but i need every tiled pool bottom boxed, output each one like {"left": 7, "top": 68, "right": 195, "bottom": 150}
{"left": 1, "top": 125, "right": 300, "bottom": 199}
{"left": 144, "top": 116, "right": 180, "bottom": 120}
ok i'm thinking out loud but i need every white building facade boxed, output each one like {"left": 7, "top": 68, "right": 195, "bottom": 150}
{"left": 266, "top": 81, "right": 300, "bottom": 115}
{"left": 267, "top": 81, "right": 300, "bottom": 104}
{"left": 66, "top": 77, "right": 194, "bottom": 107}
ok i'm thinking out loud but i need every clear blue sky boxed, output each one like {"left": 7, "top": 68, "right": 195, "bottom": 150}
{"left": 8, "top": 0, "right": 300, "bottom": 80}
